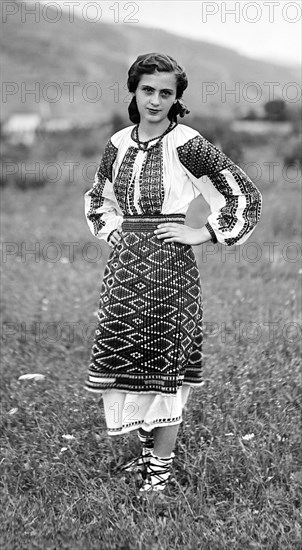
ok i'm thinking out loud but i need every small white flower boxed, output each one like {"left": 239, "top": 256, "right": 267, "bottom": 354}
{"left": 60, "top": 447, "right": 68, "bottom": 453}
{"left": 8, "top": 408, "right": 18, "bottom": 415}
{"left": 18, "top": 373, "right": 45, "bottom": 382}
{"left": 225, "top": 432, "right": 234, "bottom": 436}
{"left": 62, "top": 434, "right": 75, "bottom": 441}
{"left": 242, "top": 433, "right": 255, "bottom": 441}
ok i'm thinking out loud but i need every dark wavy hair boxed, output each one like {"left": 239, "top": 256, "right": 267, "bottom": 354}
{"left": 127, "top": 53, "right": 190, "bottom": 124}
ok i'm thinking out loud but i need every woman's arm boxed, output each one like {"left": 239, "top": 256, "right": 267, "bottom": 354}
{"left": 156, "top": 134, "right": 262, "bottom": 246}
{"left": 84, "top": 139, "right": 123, "bottom": 246}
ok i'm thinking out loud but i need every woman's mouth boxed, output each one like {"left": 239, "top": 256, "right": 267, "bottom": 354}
{"left": 147, "top": 108, "right": 160, "bottom": 114}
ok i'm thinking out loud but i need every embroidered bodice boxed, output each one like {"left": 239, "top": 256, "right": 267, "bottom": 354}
{"left": 84, "top": 124, "right": 262, "bottom": 246}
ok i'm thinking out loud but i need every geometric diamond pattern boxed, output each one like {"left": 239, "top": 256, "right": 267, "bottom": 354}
{"left": 86, "top": 216, "right": 203, "bottom": 395}
{"left": 177, "top": 136, "right": 262, "bottom": 246}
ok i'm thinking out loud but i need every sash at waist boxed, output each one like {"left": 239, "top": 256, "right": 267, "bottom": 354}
{"left": 122, "top": 214, "right": 185, "bottom": 232}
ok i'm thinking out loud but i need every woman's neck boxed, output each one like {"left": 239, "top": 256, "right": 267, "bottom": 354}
{"left": 137, "top": 120, "right": 172, "bottom": 142}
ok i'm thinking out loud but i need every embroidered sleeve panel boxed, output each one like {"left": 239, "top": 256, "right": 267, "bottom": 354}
{"left": 207, "top": 165, "right": 262, "bottom": 245}
{"left": 176, "top": 135, "right": 234, "bottom": 178}
{"left": 90, "top": 139, "right": 118, "bottom": 192}
{"left": 176, "top": 133, "right": 262, "bottom": 246}
{"left": 219, "top": 165, "right": 262, "bottom": 245}
{"left": 205, "top": 222, "right": 218, "bottom": 244}
{"left": 86, "top": 140, "right": 118, "bottom": 236}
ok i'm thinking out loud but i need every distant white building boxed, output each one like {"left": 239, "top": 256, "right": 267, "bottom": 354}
{"left": 43, "top": 118, "right": 75, "bottom": 132}
{"left": 231, "top": 120, "right": 293, "bottom": 135}
{"left": 2, "top": 111, "right": 79, "bottom": 145}
{"left": 3, "top": 113, "right": 42, "bottom": 145}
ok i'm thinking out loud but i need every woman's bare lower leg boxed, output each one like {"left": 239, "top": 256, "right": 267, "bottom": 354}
{"left": 153, "top": 424, "right": 181, "bottom": 457}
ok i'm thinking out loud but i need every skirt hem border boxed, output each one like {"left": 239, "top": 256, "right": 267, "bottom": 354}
{"left": 84, "top": 382, "right": 203, "bottom": 396}
{"left": 106, "top": 418, "right": 184, "bottom": 436}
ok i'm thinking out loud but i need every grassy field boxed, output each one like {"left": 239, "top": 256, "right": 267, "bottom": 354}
{"left": 1, "top": 141, "right": 301, "bottom": 549}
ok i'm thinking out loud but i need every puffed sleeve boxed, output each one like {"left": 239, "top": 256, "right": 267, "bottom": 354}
{"left": 177, "top": 134, "right": 262, "bottom": 246}
{"left": 84, "top": 139, "right": 123, "bottom": 245}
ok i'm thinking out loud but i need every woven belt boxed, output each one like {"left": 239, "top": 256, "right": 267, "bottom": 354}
{"left": 122, "top": 214, "right": 185, "bottom": 232}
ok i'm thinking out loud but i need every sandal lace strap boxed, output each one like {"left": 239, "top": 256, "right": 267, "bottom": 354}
{"left": 121, "top": 448, "right": 152, "bottom": 472}
{"left": 139, "top": 453, "right": 175, "bottom": 492}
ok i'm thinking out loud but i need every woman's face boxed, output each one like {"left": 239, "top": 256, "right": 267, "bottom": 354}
{"left": 134, "top": 70, "right": 177, "bottom": 125}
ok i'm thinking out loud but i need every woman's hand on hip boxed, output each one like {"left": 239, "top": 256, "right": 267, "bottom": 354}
{"left": 154, "top": 223, "right": 212, "bottom": 246}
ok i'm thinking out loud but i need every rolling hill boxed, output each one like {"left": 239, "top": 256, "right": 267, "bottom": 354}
{"left": 1, "top": 0, "right": 300, "bottom": 124}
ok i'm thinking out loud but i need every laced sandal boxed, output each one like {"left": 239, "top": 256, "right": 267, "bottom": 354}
{"left": 139, "top": 452, "right": 175, "bottom": 493}
{"left": 121, "top": 447, "right": 153, "bottom": 476}
{"left": 120, "top": 429, "right": 154, "bottom": 478}
{"left": 121, "top": 428, "right": 154, "bottom": 479}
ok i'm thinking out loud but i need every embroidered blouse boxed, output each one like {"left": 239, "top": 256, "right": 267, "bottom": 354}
{"left": 84, "top": 123, "right": 262, "bottom": 247}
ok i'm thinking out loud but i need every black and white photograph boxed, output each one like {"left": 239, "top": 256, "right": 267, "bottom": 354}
{"left": 1, "top": 1, "right": 301, "bottom": 548}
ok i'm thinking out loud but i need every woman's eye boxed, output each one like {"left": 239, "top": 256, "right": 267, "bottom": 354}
{"left": 161, "top": 91, "right": 172, "bottom": 97}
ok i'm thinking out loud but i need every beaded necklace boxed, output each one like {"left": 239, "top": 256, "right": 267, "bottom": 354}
{"left": 133, "top": 121, "right": 176, "bottom": 152}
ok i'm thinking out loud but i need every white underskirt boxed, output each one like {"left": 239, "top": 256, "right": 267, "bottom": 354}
{"left": 101, "top": 384, "right": 191, "bottom": 435}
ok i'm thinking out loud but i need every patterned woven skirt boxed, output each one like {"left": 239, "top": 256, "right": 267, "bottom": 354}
{"left": 85, "top": 214, "right": 203, "bottom": 432}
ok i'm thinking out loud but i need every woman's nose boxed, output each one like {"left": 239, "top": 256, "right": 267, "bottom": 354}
{"left": 150, "top": 93, "right": 160, "bottom": 105}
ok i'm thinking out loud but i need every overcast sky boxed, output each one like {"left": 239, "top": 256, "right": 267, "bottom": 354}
{"left": 43, "top": 1, "right": 301, "bottom": 66}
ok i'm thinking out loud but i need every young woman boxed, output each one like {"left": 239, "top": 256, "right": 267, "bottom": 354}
{"left": 84, "top": 53, "right": 262, "bottom": 493}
